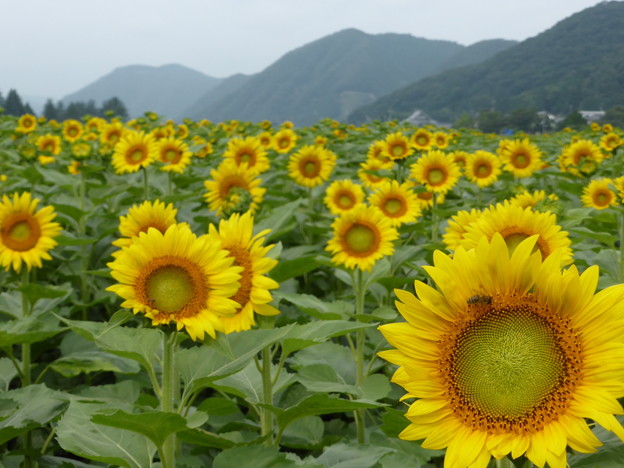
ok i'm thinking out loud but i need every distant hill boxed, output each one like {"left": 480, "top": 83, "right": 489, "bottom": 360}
{"left": 348, "top": 2, "right": 624, "bottom": 124}
{"left": 61, "top": 64, "right": 223, "bottom": 119}
{"left": 179, "top": 73, "right": 252, "bottom": 121}
{"left": 181, "top": 29, "right": 516, "bottom": 125}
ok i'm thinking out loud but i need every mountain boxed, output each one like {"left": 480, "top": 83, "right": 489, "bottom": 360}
{"left": 61, "top": 64, "right": 223, "bottom": 119}
{"left": 178, "top": 73, "right": 252, "bottom": 121}
{"left": 348, "top": 2, "right": 624, "bottom": 124}
{"left": 180, "top": 29, "right": 516, "bottom": 125}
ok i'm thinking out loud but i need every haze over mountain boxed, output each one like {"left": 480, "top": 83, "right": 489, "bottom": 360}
{"left": 348, "top": 1, "right": 624, "bottom": 124}
{"left": 61, "top": 64, "right": 223, "bottom": 119}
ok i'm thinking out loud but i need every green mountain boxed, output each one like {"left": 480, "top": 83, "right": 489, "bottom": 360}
{"left": 348, "top": 2, "right": 624, "bottom": 124}
{"left": 178, "top": 73, "right": 252, "bottom": 121}
{"left": 61, "top": 64, "right": 223, "bottom": 119}
{"left": 181, "top": 29, "right": 516, "bottom": 125}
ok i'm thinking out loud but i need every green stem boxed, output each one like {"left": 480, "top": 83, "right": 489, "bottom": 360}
{"left": 160, "top": 330, "right": 177, "bottom": 468}
{"left": 21, "top": 268, "right": 34, "bottom": 468}
{"left": 143, "top": 166, "right": 150, "bottom": 200}
{"left": 79, "top": 168, "right": 89, "bottom": 319}
{"left": 167, "top": 171, "right": 173, "bottom": 197}
{"left": 260, "top": 345, "right": 274, "bottom": 445}
{"left": 431, "top": 193, "right": 439, "bottom": 243}
{"left": 353, "top": 268, "right": 367, "bottom": 444}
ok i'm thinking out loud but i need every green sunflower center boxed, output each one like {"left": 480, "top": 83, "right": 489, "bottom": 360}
{"left": 453, "top": 305, "right": 564, "bottom": 418}
{"left": 146, "top": 265, "right": 195, "bottom": 314}
{"left": 476, "top": 163, "right": 491, "bottom": 177}
{"left": 302, "top": 159, "right": 321, "bottom": 177}
{"left": 337, "top": 193, "right": 355, "bottom": 209}
{"left": 2, "top": 213, "right": 41, "bottom": 252}
{"left": 164, "top": 149, "right": 179, "bottom": 163}
{"left": 427, "top": 168, "right": 446, "bottom": 185}
{"left": 128, "top": 147, "right": 146, "bottom": 163}
{"left": 344, "top": 223, "right": 377, "bottom": 254}
{"left": 384, "top": 197, "right": 404, "bottom": 216}
{"left": 239, "top": 152, "right": 252, "bottom": 164}
{"left": 391, "top": 144, "right": 404, "bottom": 157}
{"left": 512, "top": 153, "right": 529, "bottom": 168}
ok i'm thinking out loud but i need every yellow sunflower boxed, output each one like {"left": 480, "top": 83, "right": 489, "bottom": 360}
{"left": 442, "top": 208, "right": 484, "bottom": 251}
{"left": 558, "top": 140, "right": 604, "bottom": 176}
{"left": 288, "top": 145, "right": 336, "bottom": 188}
{"left": 0, "top": 192, "right": 62, "bottom": 272}
{"left": 62, "top": 119, "right": 84, "bottom": 142}
{"left": 581, "top": 178, "right": 618, "bottom": 210}
{"left": 411, "top": 128, "right": 433, "bottom": 151}
{"left": 36, "top": 134, "right": 62, "bottom": 155}
{"left": 257, "top": 131, "right": 274, "bottom": 149}
{"left": 450, "top": 150, "right": 469, "bottom": 169}
{"left": 509, "top": 190, "right": 559, "bottom": 210}
{"left": 175, "top": 124, "right": 189, "bottom": 139}
{"left": 207, "top": 212, "right": 280, "bottom": 333}
{"left": 16, "top": 114, "right": 37, "bottom": 134}
{"left": 499, "top": 138, "right": 543, "bottom": 178}
{"left": 326, "top": 205, "right": 398, "bottom": 272}
{"left": 431, "top": 131, "right": 450, "bottom": 149}
{"left": 603, "top": 123, "right": 614, "bottom": 133}
{"left": 358, "top": 159, "right": 391, "bottom": 189}
{"left": 382, "top": 132, "right": 414, "bottom": 161}
{"left": 380, "top": 233, "right": 624, "bottom": 468}
{"left": 111, "top": 131, "right": 157, "bottom": 174}
{"left": 460, "top": 202, "right": 573, "bottom": 265}
{"left": 465, "top": 151, "right": 501, "bottom": 188}
{"left": 367, "top": 140, "right": 393, "bottom": 166}
{"left": 223, "top": 136, "right": 270, "bottom": 174}
{"left": 324, "top": 179, "right": 366, "bottom": 215}
{"left": 368, "top": 180, "right": 421, "bottom": 227}
{"left": 600, "top": 133, "right": 622, "bottom": 152}
{"left": 155, "top": 136, "right": 193, "bottom": 173}
{"left": 273, "top": 128, "right": 298, "bottom": 153}
{"left": 107, "top": 224, "right": 242, "bottom": 340}
{"left": 85, "top": 117, "right": 106, "bottom": 133}
{"left": 112, "top": 200, "right": 181, "bottom": 249}
{"left": 410, "top": 150, "right": 460, "bottom": 194}
{"left": 100, "top": 122, "right": 126, "bottom": 146}
{"left": 204, "top": 160, "right": 266, "bottom": 216}
{"left": 68, "top": 161, "right": 81, "bottom": 175}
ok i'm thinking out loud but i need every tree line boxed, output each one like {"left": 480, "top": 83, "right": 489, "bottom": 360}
{"left": 0, "top": 88, "right": 128, "bottom": 120}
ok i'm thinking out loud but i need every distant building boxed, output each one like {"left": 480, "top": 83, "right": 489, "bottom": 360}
{"left": 579, "top": 110, "right": 605, "bottom": 122}
{"left": 403, "top": 109, "right": 447, "bottom": 127}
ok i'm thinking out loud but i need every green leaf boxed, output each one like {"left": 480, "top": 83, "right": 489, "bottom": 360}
{"left": 56, "top": 400, "right": 156, "bottom": 468}
{"left": 281, "top": 416, "right": 324, "bottom": 449}
{"left": 76, "top": 380, "right": 142, "bottom": 404}
{"left": 568, "top": 418, "right": 624, "bottom": 467}
{"left": 176, "top": 427, "right": 236, "bottom": 450}
{"left": 0, "top": 358, "right": 18, "bottom": 392}
{"left": 360, "top": 374, "right": 391, "bottom": 401}
{"left": 281, "top": 320, "right": 374, "bottom": 357}
{"left": 255, "top": 199, "right": 302, "bottom": 241}
{"left": 380, "top": 408, "right": 410, "bottom": 438}
{"left": 92, "top": 409, "right": 188, "bottom": 450}
{"left": 0, "top": 384, "right": 68, "bottom": 445}
{"left": 213, "top": 444, "right": 321, "bottom": 468}
{"left": 274, "top": 292, "right": 349, "bottom": 320}
{"left": 314, "top": 442, "right": 393, "bottom": 468}
{"left": 270, "top": 256, "right": 321, "bottom": 282}
{"left": 0, "top": 315, "right": 65, "bottom": 346}
{"left": 296, "top": 364, "right": 359, "bottom": 395}
{"left": 50, "top": 350, "right": 141, "bottom": 377}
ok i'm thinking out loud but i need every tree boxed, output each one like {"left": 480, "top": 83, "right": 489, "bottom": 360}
{"left": 507, "top": 108, "right": 540, "bottom": 132}
{"left": 601, "top": 105, "right": 624, "bottom": 129}
{"left": 0, "top": 91, "right": 5, "bottom": 108}
{"left": 43, "top": 99, "right": 59, "bottom": 120}
{"left": 4, "top": 89, "right": 26, "bottom": 116}
{"left": 477, "top": 109, "right": 507, "bottom": 134}
{"left": 101, "top": 97, "right": 128, "bottom": 119}
{"left": 557, "top": 110, "right": 587, "bottom": 130}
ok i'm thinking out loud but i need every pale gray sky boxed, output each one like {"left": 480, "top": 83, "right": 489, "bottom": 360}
{"left": 0, "top": 0, "right": 608, "bottom": 101}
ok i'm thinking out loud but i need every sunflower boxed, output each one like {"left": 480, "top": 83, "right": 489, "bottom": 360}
{"left": 204, "top": 160, "right": 266, "bottom": 216}
{"left": 581, "top": 178, "right": 618, "bottom": 210}
{"left": 450, "top": 150, "right": 469, "bottom": 169}
{"left": 154, "top": 136, "right": 192, "bottom": 173}
{"left": 38, "top": 155, "right": 56, "bottom": 165}
{"left": 85, "top": 117, "right": 106, "bottom": 133}
{"left": 223, "top": 137, "right": 270, "bottom": 174}
{"left": 111, "top": 131, "right": 157, "bottom": 174}
{"left": 379, "top": 233, "right": 624, "bottom": 468}
{"left": 326, "top": 205, "right": 398, "bottom": 272}
{"left": 36, "top": 134, "right": 62, "bottom": 155}
{"left": 273, "top": 128, "right": 298, "bottom": 154}
{"left": 600, "top": 133, "right": 622, "bottom": 152}
{"left": 0, "top": 192, "right": 62, "bottom": 273}
{"left": 382, "top": 132, "right": 414, "bottom": 161}
{"left": 257, "top": 132, "right": 274, "bottom": 149}
{"left": 113, "top": 200, "right": 181, "bottom": 249}
{"left": 465, "top": 151, "right": 501, "bottom": 188}
{"left": 358, "top": 159, "right": 391, "bottom": 189}
{"left": 368, "top": 180, "right": 421, "bottom": 227}
{"left": 603, "top": 123, "right": 614, "bottom": 133}
{"left": 432, "top": 131, "right": 450, "bottom": 149}
{"left": 558, "top": 140, "right": 604, "bottom": 176}
{"left": 411, "top": 128, "right": 433, "bottom": 151}
{"left": 367, "top": 140, "right": 393, "bottom": 166}
{"left": 207, "top": 212, "right": 280, "bottom": 333}
{"left": 288, "top": 145, "right": 336, "bottom": 188}
{"left": 442, "top": 208, "right": 484, "bottom": 251}
{"left": 16, "top": 114, "right": 37, "bottom": 134}
{"left": 68, "top": 161, "right": 81, "bottom": 175}
{"left": 62, "top": 119, "right": 84, "bottom": 142}
{"left": 324, "top": 179, "right": 366, "bottom": 215}
{"left": 410, "top": 150, "right": 460, "bottom": 194}
{"left": 499, "top": 138, "right": 543, "bottom": 178}
{"left": 70, "top": 141, "right": 93, "bottom": 159}
{"left": 508, "top": 190, "right": 559, "bottom": 211}
{"left": 107, "top": 224, "right": 242, "bottom": 340}
{"left": 100, "top": 122, "right": 126, "bottom": 146}
{"left": 460, "top": 202, "right": 573, "bottom": 265}
{"left": 175, "top": 124, "right": 189, "bottom": 139}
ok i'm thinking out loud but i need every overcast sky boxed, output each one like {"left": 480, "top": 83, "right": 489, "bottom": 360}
{"left": 0, "top": 0, "right": 608, "bottom": 101}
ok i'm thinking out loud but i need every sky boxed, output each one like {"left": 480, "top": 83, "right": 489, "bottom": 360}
{"left": 0, "top": 0, "right": 608, "bottom": 102}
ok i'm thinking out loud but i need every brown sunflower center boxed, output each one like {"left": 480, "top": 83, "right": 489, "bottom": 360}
{"left": 384, "top": 197, "right": 406, "bottom": 216}
{"left": 416, "top": 135, "right": 428, "bottom": 146}
{"left": 301, "top": 159, "right": 321, "bottom": 177}
{"left": 127, "top": 146, "right": 147, "bottom": 164}
{"left": 512, "top": 153, "right": 529, "bottom": 168}
{"left": 498, "top": 227, "right": 550, "bottom": 259}
{"left": 336, "top": 192, "right": 355, "bottom": 209}
{"left": 1, "top": 213, "right": 41, "bottom": 251}
{"left": 440, "top": 293, "right": 582, "bottom": 435}
{"left": 68, "top": 127, "right": 78, "bottom": 137}
{"left": 391, "top": 144, "right": 405, "bottom": 157}
{"left": 238, "top": 152, "right": 253, "bottom": 164}
{"left": 163, "top": 148, "right": 180, "bottom": 163}
{"left": 278, "top": 138, "right": 290, "bottom": 149}
{"left": 476, "top": 163, "right": 492, "bottom": 177}
{"left": 344, "top": 223, "right": 378, "bottom": 255}
{"left": 594, "top": 190, "right": 612, "bottom": 207}
{"left": 427, "top": 167, "right": 447, "bottom": 186}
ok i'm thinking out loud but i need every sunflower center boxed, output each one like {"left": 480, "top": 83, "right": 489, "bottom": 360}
{"left": 1, "top": 213, "right": 41, "bottom": 251}
{"left": 301, "top": 159, "right": 321, "bottom": 177}
{"left": 239, "top": 152, "right": 253, "bottom": 164}
{"left": 476, "top": 163, "right": 491, "bottom": 177}
{"left": 427, "top": 168, "right": 446, "bottom": 185}
{"left": 594, "top": 191, "right": 611, "bottom": 206}
{"left": 337, "top": 192, "right": 355, "bottom": 209}
{"left": 499, "top": 227, "right": 550, "bottom": 259}
{"left": 68, "top": 127, "right": 78, "bottom": 137}
{"left": 391, "top": 144, "right": 405, "bottom": 157}
{"left": 163, "top": 149, "right": 180, "bottom": 163}
{"left": 384, "top": 197, "right": 405, "bottom": 216}
{"left": 278, "top": 138, "right": 289, "bottom": 149}
{"left": 127, "top": 147, "right": 147, "bottom": 163}
{"left": 416, "top": 136, "right": 428, "bottom": 146}
{"left": 344, "top": 223, "right": 377, "bottom": 254}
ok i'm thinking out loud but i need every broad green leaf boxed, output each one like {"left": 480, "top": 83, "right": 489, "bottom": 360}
{"left": 281, "top": 320, "right": 375, "bottom": 357}
{"left": 255, "top": 199, "right": 302, "bottom": 241}
{"left": 296, "top": 364, "right": 359, "bottom": 395}
{"left": 0, "top": 315, "right": 65, "bottom": 346}
{"left": 360, "top": 374, "right": 391, "bottom": 401}
{"left": 176, "top": 427, "right": 236, "bottom": 450}
{"left": 92, "top": 409, "right": 188, "bottom": 450}
{"left": 270, "top": 256, "right": 321, "bottom": 282}
{"left": 0, "top": 384, "right": 68, "bottom": 445}
{"left": 76, "top": 380, "right": 142, "bottom": 404}
{"left": 569, "top": 418, "right": 624, "bottom": 467}
{"left": 274, "top": 292, "right": 350, "bottom": 320}
{"left": 50, "top": 350, "right": 141, "bottom": 377}
{"left": 213, "top": 444, "right": 321, "bottom": 468}
{"left": 0, "top": 358, "right": 18, "bottom": 392}
{"left": 56, "top": 400, "right": 156, "bottom": 468}
{"left": 290, "top": 342, "right": 356, "bottom": 385}
{"left": 314, "top": 441, "right": 392, "bottom": 468}
{"left": 281, "top": 416, "right": 324, "bottom": 449}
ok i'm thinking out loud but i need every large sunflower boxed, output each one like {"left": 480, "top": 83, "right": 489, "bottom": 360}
{"left": 460, "top": 202, "right": 573, "bottom": 265}
{"left": 111, "top": 131, "right": 157, "bottom": 174}
{"left": 379, "top": 234, "right": 624, "bottom": 468}
{"left": 0, "top": 192, "right": 62, "bottom": 272}
{"left": 326, "top": 205, "right": 398, "bottom": 271}
{"left": 223, "top": 136, "right": 270, "bottom": 174}
{"left": 368, "top": 180, "right": 421, "bottom": 227}
{"left": 410, "top": 150, "right": 460, "bottom": 194}
{"left": 324, "top": 179, "right": 366, "bottom": 215}
{"left": 558, "top": 140, "right": 604, "bottom": 176}
{"left": 204, "top": 160, "right": 266, "bottom": 216}
{"left": 113, "top": 200, "right": 181, "bottom": 249}
{"left": 154, "top": 136, "right": 192, "bottom": 173}
{"left": 288, "top": 145, "right": 336, "bottom": 188}
{"left": 411, "top": 128, "right": 433, "bottom": 151}
{"left": 107, "top": 224, "right": 242, "bottom": 340}
{"left": 600, "top": 133, "right": 622, "bottom": 152}
{"left": 498, "top": 138, "right": 543, "bottom": 178}
{"left": 382, "top": 132, "right": 414, "bottom": 161}
{"left": 465, "top": 151, "right": 501, "bottom": 188}
{"left": 207, "top": 212, "right": 280, "bottom": 333}
{"left": 581, "top": 178, "right": 618, "bottom": 210}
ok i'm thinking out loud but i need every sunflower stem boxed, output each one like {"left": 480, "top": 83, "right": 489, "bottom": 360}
{"left": 353, "top": 268, "right": 367, "bottom": 444}
{"left": 79, "top": 168, "right": 90, "bottom": 320}
{"left": 431, "top": 193, "right": 439, "bottom": 243}
{"left": 260, "top": 344, "right": 274, "bottom": 445}
{"left": 160, "top": 330, "right": 177, "bottom": 468}
{"left": 21, "top": 268, "right": 34, "bottom": 468}
{"left": 143, "top": 166, "right": 150, "bottom": 200}
{"left": 167, "top": 171, "right": 173, "bottom": 197}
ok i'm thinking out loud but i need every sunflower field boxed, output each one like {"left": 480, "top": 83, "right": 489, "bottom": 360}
{"left": 1, "top": 111, "right": 624, "bottom": 468}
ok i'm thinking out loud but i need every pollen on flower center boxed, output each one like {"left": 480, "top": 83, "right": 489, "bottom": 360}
{"left": 384, "top": 197, "right": 405, "bottom": 216}
{"left": 344, "top": 223, "right": 377, "bottom": 254}
{"left": 427, "top": 168, "right": 446, "bottom": 185}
